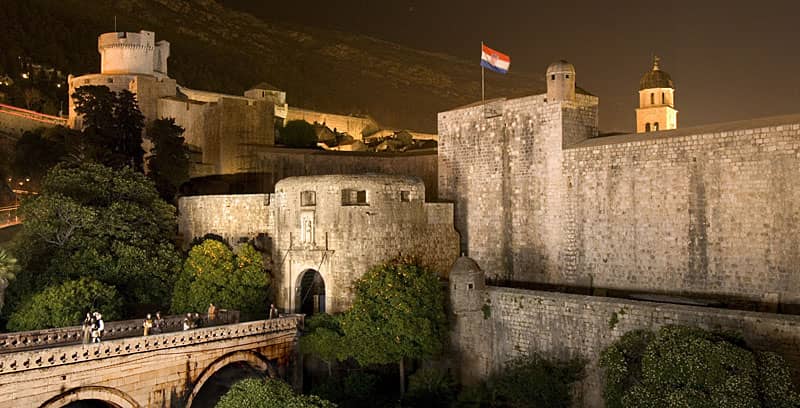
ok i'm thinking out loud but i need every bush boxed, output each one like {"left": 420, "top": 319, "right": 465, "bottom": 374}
{"left": 403, "top": 367, "right": 457, "bottom": 407}
{"left": 7, "top": 277, "right": 122, "bottom": 331}
{"left": 600, "top": 325, "right": 800, "bottom": 408}
{"left": 489, "top": 354, "right": 584, "bottom": 408}
{"left": 216, "top": 378, "right": 336, "bottom": 408}
{"left": 310, "top": 371, "right": 380, "bottom": 408}
{"left": 278, "top": 120, "right": 318, "bottom": 148}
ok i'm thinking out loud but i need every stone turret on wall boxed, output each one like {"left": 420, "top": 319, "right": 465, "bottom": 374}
{"left": 449, "top": 256, "right": 492, "bottom": 385}
{"left": 546, "top": 60, "right": 576, "bottom": 102}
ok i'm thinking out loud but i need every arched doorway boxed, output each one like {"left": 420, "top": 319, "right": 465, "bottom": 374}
{"left": 297, "top": 269, "right": 325, "bottom": 315}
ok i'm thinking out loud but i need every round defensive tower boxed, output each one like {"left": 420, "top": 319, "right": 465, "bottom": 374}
{"left": 546, "top": 60, "right": 576, "bottom": 102}
{"left": 98, "top": 30, "right": 169, "bottom": 77}
{"left": 449, "top": 256, "right": 486, "bottom": 314}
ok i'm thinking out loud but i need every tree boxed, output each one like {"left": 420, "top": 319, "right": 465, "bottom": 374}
{"left": 278, "top": 120, "right": 318, "bottom": 148}
{"left": 6, "top": 277, "right": 121, "bottom": 331}
{"left": 146, "top": 118, "right": 190, "bottom": 202}
{"left": 489, "top": 354, "right": 584, "bottom": 408}
{"left": 216, "top": 378, "right": 336, "bottom": 408}
{"left": 171, "top": 240, "right": 269, "bottom": 320}
{"left": 299, "top": 313, "right": 347, "bottom": 377}
{"left": 71, "top": 86, "right": 144, "bottom": 170}
{"left": 339, "top": 257, "right": 447, "bottom": 395}
{"left": 600, "top": 325, "right": 800, "bottom": 408}
{"left": 0, "top": 248, "right": 19, "bottom": 313}
{"left": 11, "top": 126, "right": 69, "bottom": 186}
{"left": 4, "top": 161, "right": 181, "bottom": 319}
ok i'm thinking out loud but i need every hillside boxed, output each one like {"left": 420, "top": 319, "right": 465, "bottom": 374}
{"left": 0, "top": 0, "right": 546, "bottom": 132}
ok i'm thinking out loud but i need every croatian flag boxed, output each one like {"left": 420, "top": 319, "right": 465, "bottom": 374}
{"left": 481, "top": 44, "right": 510, "bottom": 74}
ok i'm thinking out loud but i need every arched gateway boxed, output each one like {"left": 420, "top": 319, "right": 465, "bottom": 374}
{"left": 297, "top": 269, "right": 326, "bottom": 315}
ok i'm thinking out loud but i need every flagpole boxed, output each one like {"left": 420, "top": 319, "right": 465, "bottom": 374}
{"left": 481, "top": 41, "right": 485, "bottom": 105}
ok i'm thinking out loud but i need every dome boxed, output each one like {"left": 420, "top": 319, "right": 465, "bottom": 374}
{"left": 639, "top": 57, "right": 674, "bottom": 90}
{"left": 450, "top": 256, "right": 482, "bottom": 277}
{"left": 546, "top": 60, "right": 575, "bottom": 75}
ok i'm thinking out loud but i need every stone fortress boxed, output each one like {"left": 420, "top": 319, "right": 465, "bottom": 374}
{"left": 180, "top": 55, "right": 800, "bottom": 407}
{"left": 179, "top": 174, "right": 459, "bottom": 314}
{"left": 64, "top": 30, "right": 436, "bottom": 183}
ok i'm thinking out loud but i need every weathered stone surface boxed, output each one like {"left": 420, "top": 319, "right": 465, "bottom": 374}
{"left": 0, "top": 316, "right": 302, "bottom": 408}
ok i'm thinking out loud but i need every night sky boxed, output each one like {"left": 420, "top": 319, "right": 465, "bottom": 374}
{"left": 222, "top": 0, "right": 800, "bottom": 132}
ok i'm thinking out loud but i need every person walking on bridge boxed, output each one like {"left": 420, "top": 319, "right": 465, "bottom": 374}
{"left": 143, "top": 314, "right": 153, "bottom": 336}
{"left": 82, "top": 313, "right": 92, "bottom": 344}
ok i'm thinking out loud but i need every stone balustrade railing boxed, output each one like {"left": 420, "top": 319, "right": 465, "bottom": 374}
{"left": 0, "top": 205, "right": 20, "bottom": 228}
{"left": 0, "top": 310, "right": 240, "bottom": 353}
{"left": 0, "top": 315, "right": 303, "bottom": 375}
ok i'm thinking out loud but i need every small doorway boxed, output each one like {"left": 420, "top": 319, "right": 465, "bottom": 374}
{"left": 297, "top": 269, "right": 326, "bottom": 315}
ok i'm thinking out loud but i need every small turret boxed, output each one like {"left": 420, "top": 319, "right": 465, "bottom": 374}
{"left": 546, "top": 60, "right": 576, "bottom": 102}
{"left": 449, "top": 256, "right": 486, "bottom": 314}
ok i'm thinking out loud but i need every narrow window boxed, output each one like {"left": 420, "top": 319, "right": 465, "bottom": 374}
{"left": 650, "top": 93, "right": 654, "bottom": 104}
{"left": 300, "top": 191, "right": 316, "bottom": 206}
{"left": 551, "top": 74, "right": 555, "bottom": 80}
{"left": 341, "top": 189, "right": 367, "bottom": 205}
{"left": 653, "top": 122, "right": 659, "bottom": 131}
{"left": 661, "top": 92, "right": 665, "bottom": 104}
{"left": 645, "top": 123, "right": 651, "bottom": 132}
{"left": 468, "top": 283, "right": 474, "bottom": 290}
{"left": 400, "top": 191, "right": 410, "bottom": 202}
{"left": 565, "top": 74, "right": 570, "bottom": 79}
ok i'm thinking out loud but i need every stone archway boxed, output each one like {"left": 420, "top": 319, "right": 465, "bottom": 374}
{"left": 297, "top": 269, "right": 326, "bottom": 315}
{"left": 185, "top": 350, "right": 277, "bottom": 408}
{"left": 39, "top": 386, "right": 139, "bottom": 408}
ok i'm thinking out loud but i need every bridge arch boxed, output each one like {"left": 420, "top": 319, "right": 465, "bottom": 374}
{"left": 185, "top": 350, "right": 277, "bottom": 408}
{"left": 39, "top": 386, "right": 139, "bottom": 408}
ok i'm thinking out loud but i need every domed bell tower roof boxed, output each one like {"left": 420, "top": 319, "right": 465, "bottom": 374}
{"left": 639, "top": 56, "right": 674, "bottom": 90}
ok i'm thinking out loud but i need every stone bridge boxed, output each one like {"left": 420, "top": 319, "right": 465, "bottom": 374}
{"left": 0, "top": 315, "right": 303, "bottom": 407}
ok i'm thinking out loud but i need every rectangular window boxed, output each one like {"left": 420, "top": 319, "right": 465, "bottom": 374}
{"left": 400, "top": 191, "right": 411, "bottom": 202}
{"left": 341, "top": 189, "right": 368, "bottom": 205}
{"left": 300, "top": 191, "right": 316, "bottom": 206}
{"left": 661, "top": 92, "right": 665, "bottom": 104}
{"left": 650, "top": 93, "right": 654, "bottom": 104}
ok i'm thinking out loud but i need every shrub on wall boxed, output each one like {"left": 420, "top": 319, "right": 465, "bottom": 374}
{"left": 278, "top": 120, "right": 318, "bottom": 148}
{"left": 600, "top": 325, "right": 800, "bottom": 408}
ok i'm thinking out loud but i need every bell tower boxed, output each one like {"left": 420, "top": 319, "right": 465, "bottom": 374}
{"left": 636, "top": 56, "right": 677, "bottom": 133}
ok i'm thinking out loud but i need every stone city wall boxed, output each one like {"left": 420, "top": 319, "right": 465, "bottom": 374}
{"left": 562, "top": 116, "right": 800, "bottom": 305}
{"left": 455, "top": 287, "right": 800, "bottom": 408}
{"left": 178, "top": 194, "right": 270, "bottom": 249}
{"left": 241, "top": 147, "right": 439, "bottom": 200}
{"left": 438, "top": 94, "right": 598, "bottom": 283}
{"left": 0, "top": 103, "right": 65, "bottom": 137}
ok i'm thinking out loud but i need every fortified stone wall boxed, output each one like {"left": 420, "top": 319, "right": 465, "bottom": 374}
{"left": 0, "top": 104, "right": 65, "bottom": 137}
{"left": 178, "top": 194, "right": 270, "bottom": 249}
{"left": 286, "top": 107, "right": 378, "bottom": 138}
{"left": 563, "top": 116, "right": 800, "bottom": 305}
{"left": 438, "top": 94, "right": 598, "bottom": 282}
{"left": 269, "top": 175, "right": 459, "bottom": 313}
{"left": 240, "top": 147, "right": 439, "bottom": 200}
{"left": 453, "top": 286, "right": 800, "bottom": 408}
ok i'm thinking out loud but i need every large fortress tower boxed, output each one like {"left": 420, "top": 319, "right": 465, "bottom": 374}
{"left": 98, "top": 30, "right": 170, "bottom": 78}
{"left": 635, "top": 56, "right": 677, "bottom": 133}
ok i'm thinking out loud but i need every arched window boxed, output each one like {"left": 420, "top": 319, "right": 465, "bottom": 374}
{"left": 645, "top": 123, "right": 651, "bottom": 132}
{"left": 650, "top": 93, "right": 654, "bottom": 104}
{"left": 653, "top": 122, "right": 659, "bottom": 131}
{"left": 661, "top": 92, "right": 665, "bottom": 104}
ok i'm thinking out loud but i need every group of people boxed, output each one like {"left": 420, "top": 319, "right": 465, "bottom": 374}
{"left": 82, "top": 312, "right": 105, "bottom": 344}
{"left": 142, "top": 312, "right": 163, "bottom": 336}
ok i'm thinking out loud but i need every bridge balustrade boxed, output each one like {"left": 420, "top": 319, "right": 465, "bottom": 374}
{"left": 0, "top": 205, "right": 20, "bottom": 228}
{"left": 0, "top": 310, "right": 240, "bottom": 353}
{"left": 0, "top": 315, "right": 302, "bottom": 376}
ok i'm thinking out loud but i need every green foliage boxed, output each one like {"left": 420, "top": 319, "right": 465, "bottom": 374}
{"left": 310, "top": 371, "right": 381, "bottom": 408}
{"left": 6, "top": 277, "right": 121, "bottom": 331}
{"left": 11, "top": 127, "right": 69, "bottom": 184}
{"left": 71, "top": 86, "right": 145, "bottom": 170}
{"left": 300, "top": 313, "right": 348, "bottom": 373}
{"left": 0, "top": 248, "right": 19, "bottom": 282}
{"left": 146, "top": 118, "right": 190, "bottom": 202}
{"left": 608, "top": 312, "right": 620, "bottom": 330}
{"left": 216, "top": 378, "right": 336, "bottom": 408}
{"left": 278, "top": 120, "right": 318, "bottom": 148}
{"left": 403, "top": 367, "right": 457, "bottom": 407}
{"left": 5, "top": 162, "right": 180, "bottom": 320}
{"left": 172, "top": 240, "right": 269, "bottom": 320}
{"left": 489, "top": 354, "right": 584, "bottom": 408}
{"left": 453, "top": 383, "right": 493, "bottom": 408}
{"left": 340, "top": 257, "right": 447, "bottom": 368}
{"left": 600, "top": 325, "right": 800, "bottom": 408}
{"left": 481, "top": 303, "right": 491, "bottom": 320}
